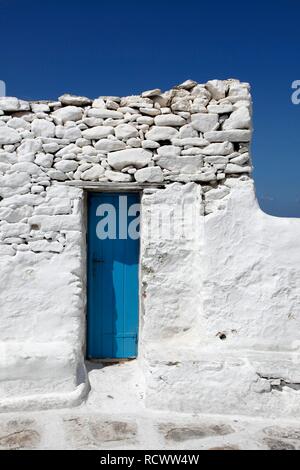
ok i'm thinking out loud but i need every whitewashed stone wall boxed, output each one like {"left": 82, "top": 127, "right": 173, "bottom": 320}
{"left": 0, "top": 79, "right": 299, "bottom": 417}
{"left": 142, "top": 182, "right": 300, "bottom": 418}
{"left": 0, "top": 78, "right": 252, "bottom": 231}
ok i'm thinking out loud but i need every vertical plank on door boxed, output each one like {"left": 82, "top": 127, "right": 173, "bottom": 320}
{"left": 87, "top": 192, "right": 140, "bottom": 359}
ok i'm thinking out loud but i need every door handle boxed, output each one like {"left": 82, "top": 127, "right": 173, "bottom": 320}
{"left": 93, "top": 259, "right": 104, "bottom": 264}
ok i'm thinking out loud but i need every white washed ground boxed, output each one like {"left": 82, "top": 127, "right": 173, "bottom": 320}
{"left": 0, "top": 361, "right": 300, "bottom": 451}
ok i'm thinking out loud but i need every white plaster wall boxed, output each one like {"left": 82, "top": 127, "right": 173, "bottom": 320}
{"left": 203, "top": 180, "right": 300, "bottom": 351}
{"left": 140, "top": 183, "right": 203, "bottom": 345}
{"left": 143, "top": 180, "right": 300, "bottom": 418}
{"left": 0, "top": 185, "right": 88, "bottom": 411}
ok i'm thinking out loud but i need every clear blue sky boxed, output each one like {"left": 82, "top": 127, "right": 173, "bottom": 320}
{"left": 1, "top": 0, "right": 299, "bottom": 217}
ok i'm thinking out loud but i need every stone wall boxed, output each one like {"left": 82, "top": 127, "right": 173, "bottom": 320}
{"left": 0, "top": 79, "right": 252, "bottom": 252}
{"left": 1, "top": 79, "right": 300, "bottom": 417}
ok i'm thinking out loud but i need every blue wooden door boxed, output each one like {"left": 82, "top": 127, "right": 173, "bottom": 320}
{"left": 87, "top": 192, "right": 140, "bottom": 359}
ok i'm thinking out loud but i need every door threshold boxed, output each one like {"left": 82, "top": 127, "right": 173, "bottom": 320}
{"left": 87, "top": 358, "right": 136, "bottom": 365}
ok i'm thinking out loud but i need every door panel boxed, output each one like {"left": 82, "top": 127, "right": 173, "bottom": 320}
{"left": 87, "top": 193, "right": 140, "bottom": 359}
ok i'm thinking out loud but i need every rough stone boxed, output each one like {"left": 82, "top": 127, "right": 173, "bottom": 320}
{"left": 59, "top": 94, "right": 92, "bottom": 107}
{"left": 204, "top": 156, "right": 229, "bottom": 164}
{"left": 0, "top": 245, "right": 15, "bottom": 256}
{"left": 28, "top": 240, "right": 64, "bottom": 253}
{"left": 171, "top": 99, "right": 191, "bottom": 112}
{"left": 120, "top": 96, "right": 153, "bottom": 109}
{"left": 127, "top": 138, "right": 141, "bottom": 148}
{"left": 94, "top": 139, "right": 126, "bottom": 153}
{"left": 137, "top": 116, "right": 154, "bottom": 126}
{"left": 205, "top": 186, "right": 230, "bottom": 201}
{"left": 140, "top": 108, "right": 160, "bottom": 117}
{"left": 12, "top": 162, "right": 41, "bottom": 175}
{"left": 31, "top": 185, "right": 45, "bottom": 194}
{"left": 191, "top": 113, "right": 219, "bottom": 133}
{"left": 145, "top": 126, "right": 179, "bottom": 142}
{"left": 62, "top": 127, "right": 82, "bottom": 141}
{"left": 155, "top": 154, "right": 203, "bottom": 173}
{"left": 228, "top": 83, "right": 251, "bottom": 101}
{"left": 56, "top": 143, "right": 80, "bottom": 157}
{"left": 82, "top": 126, "right": 114, "bottom": 140}
{"left": 207, "top": 104, "right": 233, "bottom": 114}
{"left": 35, "top": 153, "right": 54, "bottom": 168}
{"left": 142, "top": 89, "right": 161, "bottom": 98}
{"left": 115, "top": 124, "right": 139, "bottom": 140}
{"left": 83, "top": 117, "right": 104, "bottom": 128}
{"left": 31, "top": 119, "right": 55, "bottom": 138}
{"left": 47, "top": 169, "right": 68, "bottom": 181}
{"left": 108, "top": 148, "right": 152, "bottom": 171}
{"left": 42, "top": 143, "right": 60, "bottom": 154}
{"left": 7, "top": 117, "right": 30, "bottom": 130}
{"left": 223, "top": 107, "right": 251, "bottom": 130}
{"left": 160, "top": 423, "right": 234, "bottom": 442}
{"left": 181, "top": 148, "right": 204, "bottom": 156}
{"left": 175, "top": 79, "right": 198, "bottom": 90}
{"left": 0, "top": 419, "right": 40, "bottom": 450}
{"left": 105, "top": 170, "right": 132, "bottom": 182}
{"left": 230, "top": 153, "right": 250, "bottom": 165}
{"left": 52, "top": 106, "right": 83, "bottom": 124}
{"left": 200, "top": 142, "right": 234, "bottom": 155}
{"left": 31, "top": 103, "right": 50, "bottom": 113}
{"left": 0, "top": 173, "right": 31, "bottom": 198}
{"left": 191, "top": 170, "right": 217, "bottom": 182}
{"left": 172, "top": 137, "right": 209, "bottom": 147}
{"left": 178, "top": 125, "right": 198, "bottom": 139}
{"left": 204, "top": 130, "right": 251, "bottom": 142}
{"left": 54, "top": 160, "right": 78, "bottom": 172}
{"left": 263, "top": 426, "right": 300, "bottom": 441}
{"left": 0, "top": 221, "right": 30, "bottom": 239}
{"left": 225, "top": 163, "right": 252, "bottom": 174}
{"left": 0, "top": 162, "right": 11, "bottom": 172}
{"left": 134, "top": 167, "right": 164, "bottom": 183}
{"left": 81, "top": 165, "right": 105, "bottom": 181}
{"left": 154, "top": 114, "right": 186, "bottom": 127}
{"left": 0, "top": 97, "right": 20, "bottom": 112}
{"left": 157, "top": 145, "right": 181, "bottom": 157}
{"left": 0, "top": 127, "right": 21, "bottom": 145}
{"left": 88, "top": 109, "right": 123, "bottom": 119}
{"left": 142, "top": 140, "right": 160, "bottom": 150}
{"left": 206, "top": 80, "right": 228, "bottom": 100}
{"left": 263, "top": 439, "right": 296, "bottom": 451}
{"left": 63, "top": 417, "right": 137, "bottom": 448}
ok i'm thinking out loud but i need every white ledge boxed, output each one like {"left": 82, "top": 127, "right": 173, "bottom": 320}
{"left": 61, "top": 181, "right": 166, "bottom": 191}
